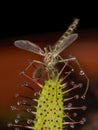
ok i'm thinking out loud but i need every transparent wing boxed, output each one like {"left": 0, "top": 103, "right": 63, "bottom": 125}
{"left": 14, "top": 40, "right": 45, "bottom": 56}
{"left": 53, "top": 33, "right": 78, "bottom": 56}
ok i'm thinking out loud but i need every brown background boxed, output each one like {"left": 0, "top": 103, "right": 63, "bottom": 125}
{"left": 0, "top": 30, "right": 98, "bottom": 129}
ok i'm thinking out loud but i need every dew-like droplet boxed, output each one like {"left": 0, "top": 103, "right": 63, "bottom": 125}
{"left": 70, "top": 124, "right": 74, "bottom": 128}
{"left": 68, "top": 103, "right": 72, "bottom": 108}
{"left": 27, "top": 119, "right": 33, "bottom": 124}
{"left": 10, "top": 106, "right": 17, "bottom": 111}
{"left": 27, "top": 108, "right": 32, "bottom": 113}
{"left": 82, "top": 117, "right": 86, "bottom": 122}
{"left": 79, "top": 70, "right": 85, "bottom": 76}
{"left": 70, "top": 81, "right": 75, "bottom": 85}
{"left": 82, "top": 106, "right": 87, "bottom": 111}
{"left": 7, "top": 123, "right": 13, "bottom": 127}
{"left": 80, "top": 120, "right": 85, "bottom": 125}
{"left": 74, "top": 95, "right": 79, "bottom": 99}
{"left": 78, "top": 83, "right": 83, "bottom": 88}
{"left": 73, "top": 112, "right": 78, "bottom": 117}
{"left": 22, "top": 82, "right": 30, "bottom": 87}
{"left": 71, "top": 69, "right": 74, "bottom": 72}
{"left": 81, "top": 95, "right": 86, "bottom": 100}
{"left": 17, "top": 101, "right": 21, "bottom": 106}
{"left": 15, "top": 119, "right": 19, "bottom": 124}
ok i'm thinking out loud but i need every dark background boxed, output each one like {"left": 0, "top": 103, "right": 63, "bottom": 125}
{"left": 0, "top": 1, "right": 98, "bottom": 39}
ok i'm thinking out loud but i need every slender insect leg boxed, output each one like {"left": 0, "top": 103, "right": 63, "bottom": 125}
{"left": 57, "top": 55, "right": 74, "bottom": 84}
{"left": 20, "top": 71, "right": 43, "bottom": 88}
{"left": 58, "top": 55, "right": 74, "bottom": 71}
{"left": 58, "top": 60, "right": 68, "bottom": 78}
{"left": 24, "top": 59, "right": 45, "bottom": 72}
{"left": 71, "top": 57, "right": 89, "bottom": 99}
{"left": 24, "top": 60, "right": 36, "bottom": 71}
{"left": 31, "top": 60, "right": 48, "bottom": 80}
{"left": 19, "top": 60, "right": 45, "bottom": 88}
{"left": 60, "top": 71, "right": 72, "bottom": 83}
{"left": 58, "top": 55, "right": 89, "bottom": 99}
{"left": 58, "top": 56, "right": 76, "bottom": 63}
{"left": 33, "top": 60, "right": 45, "bottom": 65}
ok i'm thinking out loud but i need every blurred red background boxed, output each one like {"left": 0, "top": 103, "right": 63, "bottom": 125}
{"left": 0, "top": 30, "right": 98, "bottom": 129}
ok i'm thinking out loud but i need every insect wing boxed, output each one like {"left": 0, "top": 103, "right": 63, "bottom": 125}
{"left": 53, "top": 33, "right": 78, "bottom": 56}
{"left": 14, "top": 40, "right": 45, "bottom": 56}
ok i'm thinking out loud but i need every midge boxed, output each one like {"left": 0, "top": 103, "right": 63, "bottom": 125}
{"left": 14, "top": 18, "right": 89, "bottom": 99}
{"left": 14, "top": 19, "right": 79, "bottom": 70}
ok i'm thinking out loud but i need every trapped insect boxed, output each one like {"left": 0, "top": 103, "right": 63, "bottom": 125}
{"left": 8, "top": 18, "right": 89, "bottom": 130}
{"left": 14, "top": 18, "right": 89, "bottom": 98}
{"left": 14, "top": 19, "right": 79, "bottom": 70}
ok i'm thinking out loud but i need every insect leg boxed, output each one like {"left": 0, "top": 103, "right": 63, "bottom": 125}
{"left": 20, "top": 71, "right": 43, "bottom": 88}
{"left": 24, "top": 60, "right": 45, "bottom": 72}
{"left": 58, "top": 55, "right": 89, "bottom": 99}
{"left": 58, "top": 55, "right": 74, "bottom": 71}
{"left": 58, "top": 60, "right": 68, "bottom": 78}
{"left": 70, "top": 56, "right": 89, "bottom": 99}
{"left": 58, "top": 56, "right": 76, "bottom": 63}
{"left": 19, "top": 60, "right": 45, "bottom": 88}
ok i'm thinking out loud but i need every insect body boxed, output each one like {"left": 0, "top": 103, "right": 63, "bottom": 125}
{"left": 14, "top": 19, "right": 79, "bottom": 70}
{"left": 14, "top": 18, "right": 89, "bottom": 98}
